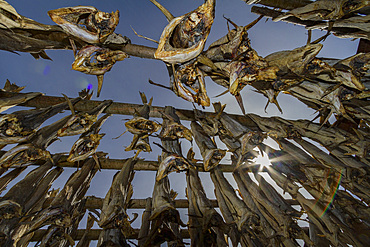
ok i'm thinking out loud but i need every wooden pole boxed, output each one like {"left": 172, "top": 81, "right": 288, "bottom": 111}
{"left": 0, "top": 91, "right": 259, "bottom": 129}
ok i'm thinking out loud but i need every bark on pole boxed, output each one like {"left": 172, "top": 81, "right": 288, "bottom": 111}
{"left": 0, "top": 91, "right": 258, "bottom": 129}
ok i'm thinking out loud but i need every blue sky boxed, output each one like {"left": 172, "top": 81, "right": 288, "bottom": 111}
{"left": 0, "top": 0, "right": 360, "bottom": 246}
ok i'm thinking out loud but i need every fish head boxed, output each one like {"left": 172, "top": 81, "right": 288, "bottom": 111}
{"left": 0, "top": 200, "right": 22, "bottom": 219}
{"left": 58, "top": 113, "right": 97, "bottom": 137}
{"left": 0, "top": 144, "right": 50, "bottom": 168}
{"left": 203, "top": 148, "right": 226, "bottom": 171}
{"left": 72, "top": 45, "right": 127, "bottom": 75}
{"left": 155, "top": 0, "right": 215, "bottom": 63}
{"left": 67, "top": 133, "right": 104, "bottom": 162}
{"left": 125, "top": 117, "right": 161, "bottom": 135}
{"left": 48, "top": 6, "right": 119, "bottom": 43}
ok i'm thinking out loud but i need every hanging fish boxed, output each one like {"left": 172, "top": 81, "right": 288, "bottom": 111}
{"left": 125, "top": 93, "right": 159, "bottom": 153}
{"left": 273, "top": 0, "right": 368, "bottom": 22}
{"left": 0, "top": 113, "right": 75, "bottom": 168}
{"left": 0, "top": 96, "right": 81, "bottom": 144}
{"left": 98, "top": 158, "right": 136, "bottom": 244}
{"left": 67, "top": 113, "right": 111, "bottom": 163}
{"left": 57, "top": 100, "right": 112, "bottom": 137}
{"left": 191, "top": 121, "right": 226, "bottom": 171}
{"left": 0, "top": 91, "right": 42, "bottom": 113}
{"left": 186, "top": 168, "right": 229, "bottom": 247}
{"left": 48, "top": 6, "right": 119, "bottom": 44}
{"left": 154, "top": 0, "right": 215, "bottom": 64}
{"left": 72, "top": 46, "right": 127, "bottom": 97}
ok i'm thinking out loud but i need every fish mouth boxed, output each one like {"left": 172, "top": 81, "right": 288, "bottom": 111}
{"left": 155, "top": 1, "right": 214, "bottom": 64}
{"left": 203, "top": 148, "right": 226, "bottom": 171}
{"left": 48, "top": 6, "right": 119, "bottom": 43}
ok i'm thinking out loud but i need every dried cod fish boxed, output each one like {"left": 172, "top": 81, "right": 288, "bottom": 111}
{"left": 0, "top": 92, "right": 42, "bottom": 113}
{"left": 67, "top": 113, "right": 111, "bottom": 163}
{"left": 144, "top": 175, "right": 185, "bottom": 247}
{"left": 72, "top": 45, "right": 128, "bottom": 97}
{"left": 23, "top": 159, "right": 97, "bottom": 237}
{"left": 159, "top": 106, "right": 192, "bottom": 142}
{"left": 191, "top": 121, "right": 226, "bottom": 171}
{"left": 273, "top": 0, "right": 368, "bottom": 22}
{"left": 168, "top": 59, "right": 211, "bottom": 106}
{"left": 0, "top": 167, "right": 26, "bottom": 194}
{"left": 125, "top": 93, "right": 159, "bottom": 153}
{"left": 0, "top": 0, "right": 69, "bottom": 59}
{"left": 48, "top": 6, "right": 119, "bottom": 44}
{"left": 98, "top": 157, "right": 136, "bottom": 244}
{"left": 137, "top": 197, "right": 152, "bottom": 246}
{"left": 156, "top": 106, "right": 193, "bottom": 181}
{"left": 0, "top": 96, "right": 81, "bottom": 144}
{"left": 186, "top": 168, "right": 228, "bottom": 247}
{"left": 0, "top": 114, "right": 76, "bottom": 168}
{"left": 58, "top": 99, "right": 112, "bottom": 137}
{"left": 154, "top": 0, "right": 215, "bottom": 64}
{"left": 211, "top": 167, "right": 266, "bottom": 246}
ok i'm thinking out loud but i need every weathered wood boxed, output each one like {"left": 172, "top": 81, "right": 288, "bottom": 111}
{"left": 30, "top": 227, "right": 310, "bottom": 241}
{"left": 0, "top": 91, "right": 258, "bottom": 129}
{"left": 38, "top": 196, "right": 303, "bottom": 210}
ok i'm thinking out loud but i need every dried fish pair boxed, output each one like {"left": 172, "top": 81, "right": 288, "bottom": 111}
{"left": 156, "top": 106, "right": 193, "bottom": 181}
{"left": 191, "top": 121, "right": 226, "bottom": 171}
{"left": 0, "top": 112, "right": 78, "bottom": 169}
{"left": 58, "top": 99, "right": 112, "bottom": 137}
{"left": 67, "top": 113, "right": 111, "bottom": 163}
{"left": 48, "top": 5, "right": 129, "bottom": 96}
{"left": 186, "top": 168, "right": 229, "bottom": 246}
{"left": 125, "top": 93, "right": 160, "bottom": 154}
{"left": 0, "top": 96, "right": 81, "bottom": 145}
{"left": 98, "top": 158, "right": 136, "bottom": 246}
{"left": 22, "top": 159, "right": 97, "bottom": 241}
{"left": 211, "top": 167, "right": 267, "bottom": 246}
{"left": 144, "top": 175, "right": 185, "bottom": 246}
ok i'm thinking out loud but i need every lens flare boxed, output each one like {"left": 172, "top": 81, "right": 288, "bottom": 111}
{"left": 316, "top": 171, "right": 342, "bottom": 218}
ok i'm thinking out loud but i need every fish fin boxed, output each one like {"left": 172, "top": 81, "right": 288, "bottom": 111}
{"left": 97, "top": 75, "right": 104, "bottom": 97}
{"left": 62, "top": 93, "right": 76, "bottom": 115}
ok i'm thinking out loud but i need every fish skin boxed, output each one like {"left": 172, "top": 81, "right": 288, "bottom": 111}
{"left": 58, "top": 100, "right": 112, "bottom": 137}
{"left": 155, "top": 0, "right": 215, "bottom": 64}
{"left": 0, "top": 96, "right": 81, "bottom": 145}
{"left": 191, "top": 121, "right": 226, "bottom": 171}
{"left": 0, "top": 92, "right": 42, "bottom": 113}
{"left": 186, "top": 168, "right": 228, "bottom": 247}
{"left": 48, "top": 6, "right": 119, "bottom": 44}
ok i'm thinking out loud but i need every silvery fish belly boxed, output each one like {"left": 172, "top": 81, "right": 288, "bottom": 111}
{"left": 48, "top": 6, "right": 119, "bottom": 43}
{"left": 155, "top": 0, "right": 215, "bottom": 64}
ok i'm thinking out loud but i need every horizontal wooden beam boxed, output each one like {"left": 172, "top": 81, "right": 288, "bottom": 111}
{"left": 30, "top": 227, "right": 310, "bottom": 241}
{"left": 40, "top": 196, "right": 302, "bottom": 210}
{"left": 0, "top": 91, "right": 258, "bottom": 129}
